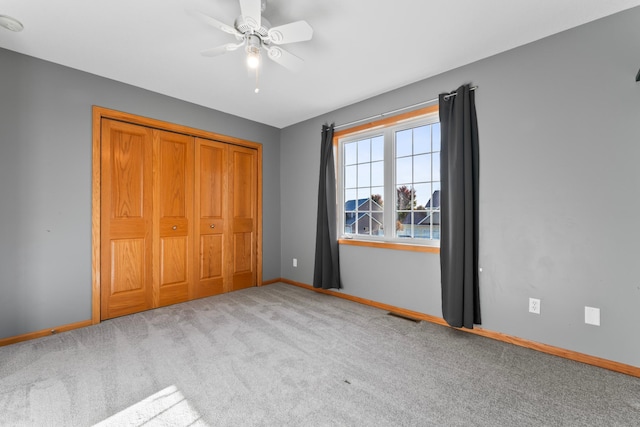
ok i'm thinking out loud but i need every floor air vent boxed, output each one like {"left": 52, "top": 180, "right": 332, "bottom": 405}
{"left": 387, "top": 312, "right": 421, "bottom": 323}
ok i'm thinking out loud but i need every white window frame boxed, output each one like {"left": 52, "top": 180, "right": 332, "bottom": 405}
{"left": 337, "top": 110, "right": 440, "bottom": 248}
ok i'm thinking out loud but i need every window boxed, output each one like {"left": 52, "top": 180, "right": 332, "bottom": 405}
{"left": 343, "top": 135, "right": 385, "bottom": 236}
{"left": 337, "top": 107, "right": 440, "bottom": 248}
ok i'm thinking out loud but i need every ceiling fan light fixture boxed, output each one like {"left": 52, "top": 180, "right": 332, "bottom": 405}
{"left": 246, "top": 49, "right": 260, "bottom": 69}
{"left": 245, "top": 35, "right": 261, "bottom": 69}
{"left": 196, "top": 0, "right": 313, "bottom": 80}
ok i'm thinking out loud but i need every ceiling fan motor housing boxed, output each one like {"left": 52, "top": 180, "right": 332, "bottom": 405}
{"left": 235, "top": 16, "right": 271, "bottom": 43}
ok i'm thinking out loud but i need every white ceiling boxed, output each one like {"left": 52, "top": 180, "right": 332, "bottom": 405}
{"left": 2, "top": 0, "right": 640, "bottom": 128}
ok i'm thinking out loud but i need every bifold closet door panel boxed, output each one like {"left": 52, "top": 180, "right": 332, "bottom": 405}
{"left": 155, "top": 130, "right": 194, "bottom": 307}
{"left": 229, "top": 145, "right": 258, "bottom": 291}
{"left": 194, "top": 138, "right": 228, "bottom": 298}
{"left": 101, "top": 119, "right": 154, "bottom": 320}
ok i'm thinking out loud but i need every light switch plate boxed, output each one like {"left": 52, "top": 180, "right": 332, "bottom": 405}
{"left": 585, "top": 306, "right": 600, "bottom": 326}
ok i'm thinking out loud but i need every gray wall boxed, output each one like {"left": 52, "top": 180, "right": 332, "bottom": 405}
{"left": 0, "top": 47, "right": 281, "bottom": 339}
{"left": 2, "top": 6, "right": 639, "bottom": 369}
{"left": 280, "top": 7, "right": 640, "bottom": 368}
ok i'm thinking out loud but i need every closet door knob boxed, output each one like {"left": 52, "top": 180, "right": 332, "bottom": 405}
{"left": 210, "top": 224, "right": 215, "bottom": 229}
{"left": 172, "top": 225, "right": 177, "bottom": 230}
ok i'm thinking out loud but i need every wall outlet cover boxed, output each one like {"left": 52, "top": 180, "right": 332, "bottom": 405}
{"left": 529, "top": 298, "right": 540, "bottom": 314}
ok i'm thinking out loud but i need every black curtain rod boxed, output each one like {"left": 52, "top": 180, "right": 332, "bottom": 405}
{"left": 332, "top": 86, "right": 478, "bottom": 131}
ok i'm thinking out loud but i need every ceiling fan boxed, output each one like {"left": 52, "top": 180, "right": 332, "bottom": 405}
{"left": 192, "top": 0, "right": 313, "bottom": 78}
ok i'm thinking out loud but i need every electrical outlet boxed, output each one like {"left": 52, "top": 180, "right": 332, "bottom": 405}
{"left": 585, "top": 306, "right": 600, "bottom": 326}
{"left": 292, "top": 258, "right": 297, "bottom": 267}
{"left": 529, "top": 298, "right": 540, "bottom": 314}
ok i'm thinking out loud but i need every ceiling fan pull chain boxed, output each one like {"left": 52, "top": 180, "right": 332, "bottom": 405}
{"left": 255, "top": 67, "right": 260, "bottom": 94}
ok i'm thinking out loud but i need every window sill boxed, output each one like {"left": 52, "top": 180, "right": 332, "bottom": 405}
{"left": 338, "top": 238, "right": 440, "bottom": 253}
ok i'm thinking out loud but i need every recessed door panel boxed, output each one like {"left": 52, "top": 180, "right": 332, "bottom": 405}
{"left": 233, "top": 232, "right": 253, "bottom": 274}
{"left": 200, "top": 143, "right": 225, "bottom": 219}
{"left": 160, "top": 139, "right": 187, "bottom": 218}
{"left": 200, "top": 234, "right": 223, "bottom": 279}
{"left": 232, "top": 151, "right": 253, "bottom": 219}
{"left": 111, "top": 138, "right": 144, "bottom": 219}
{"left": 111, "top": 239, "right": 145, "bottom": 293}
{"left": 161, "top": 236, "right": 188, "bottom": 286}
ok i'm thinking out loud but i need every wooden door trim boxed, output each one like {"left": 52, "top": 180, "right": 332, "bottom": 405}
{"left": 92, "top": 106, "right": 263, "bottom": 324}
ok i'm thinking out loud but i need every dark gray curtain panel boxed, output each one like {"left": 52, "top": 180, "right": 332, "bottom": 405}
{"left": 313, "top": 124, "right": 341, "bottom": 289}
{"left": 438, "top": 84, "right": 481, "bottom": 329}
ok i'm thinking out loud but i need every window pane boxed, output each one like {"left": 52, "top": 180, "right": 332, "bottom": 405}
{"left": 396, "top": 156, "right": 412, "bottom": 185}
{"left": 413, "top": 154, "right": 431, "bottom": 183}
{"left": 344, "top": 182, "right": 358, "bottom": 236}
{"left": 370, "top": 187, "right": 384, "bottom": 207}
{"left": 432, "top": 123, "right": 441, "bottom": 152}
{"left": 369, "top": 189, "right": 384, "bottom": 236}
{"left": 344, "top": 211, "right": 356, "bottom": 234}
{"left": 371, "top": 208, "right": 383, "bottom": 235}
{"left": 345, "top": 165, "right": 356, "bottom": 188}
{"left": 414, "top": 183, "right": 432, "bottom": 209}
{"left": 373, "top": 221, "right": 384, "bottom": 236}
{"left": 356, "top": 213, "right": 371, "bottom": 235}
{"left": 396, "top": 211, "right": 412, "bottom": 238}
{"left": 345, "top": 189, "right": 357, "bottom": 206}
{"left": 413, "top": 211, "right": 431, "bottom": 239}
{"left": 414, "top": 125, "right": 430, "bottom": 154}
{"left": 396, "top": 129, "right": 412, "bottom": 157}
{"left": 432, "top": 223, "right": 440, "bottom": 240}
{"left": 344, "top": 142, "right": 357, "bottom": 165}
{"left": 357, "top": 188, "right": 370, "bottom": 201}
{"left": 357, "top": 163, "right": 370, "bottom": 187}
{"left": 371, "top": 136, "right": 384, "bottom": 161}
{"left": 357, "top": 139, "right": 370, "bottom": 163}
{"left": 371, "top": 161, "right": 384, "bottom": 187}
{"left": 432, "top": 182, "right": 441, "bottom": 208}
{"left": 396, "top": 185, "right": 414, "bottom": 211}
{"left": 432, "top": 152, "right": 440, "bottom": 181}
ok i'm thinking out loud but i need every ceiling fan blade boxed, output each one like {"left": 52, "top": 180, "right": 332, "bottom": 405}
{"left": 239, "top": 0, "right": 262, "bottom": 30}
{"left": 200, "top": 43, "right": 243, "bottom": 57}
{"left": 187, "top": 9, "right": 241, "bottom": 37}
{"left": 267, "top": 20, "right": 313, "bottom": 45}
{"left": 266, "top": 46, "right": 304, "bottom": 72}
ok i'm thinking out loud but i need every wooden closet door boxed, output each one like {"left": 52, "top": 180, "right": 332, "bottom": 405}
{"left": 155, "top": 130, "right": 194, "bottom": 307}
{"left": 229, "top": 145, "right": 258, "bottom": 291}
{"left": 101, "top": 120, "right": 154, "bottom": 320}
{"left": 194, "top": 138, "right": 228, "bottom": 298}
